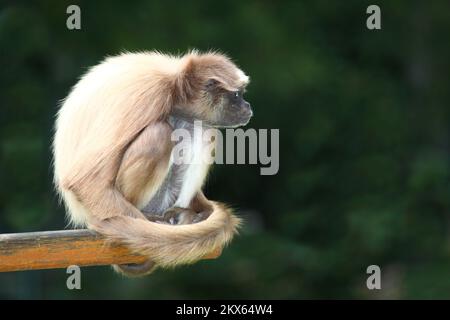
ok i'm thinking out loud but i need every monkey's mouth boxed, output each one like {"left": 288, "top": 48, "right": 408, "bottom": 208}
{"left": 221, "top": 109, "right": 253, "bottom": 128}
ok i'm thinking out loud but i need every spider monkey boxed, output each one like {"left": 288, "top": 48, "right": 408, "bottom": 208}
{"left": 53, "top": 51, "right": 252, "bottom": 276}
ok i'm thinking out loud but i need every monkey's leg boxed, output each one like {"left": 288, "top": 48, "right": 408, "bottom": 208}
{"left": 65, "top": 122, "right": 173, "bottom": 276}
{"left": 115, "top": 122, "right": 173, "bottom": 207}
{"left": 112, "top": 122, "right": 173, "bottom": 276}
{"left": 65, "top": 122, "right": 172, "bottom": 221}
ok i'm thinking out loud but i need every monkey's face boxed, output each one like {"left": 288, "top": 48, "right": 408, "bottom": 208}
{"left": 213, "top": 89, "right": 252, "bottom": 128}
{"left": 175, "top": 85, "right": 253, "bottom": 128}
{"left": 172, "top": 60, "right": 252, "bottom": 128}
{"left": 201, "top": 85, "right": 253, "bottom": 128}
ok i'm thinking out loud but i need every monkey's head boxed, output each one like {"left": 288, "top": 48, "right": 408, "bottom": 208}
{"left": 172, "top": 51, "right": 252, "bottom": 128}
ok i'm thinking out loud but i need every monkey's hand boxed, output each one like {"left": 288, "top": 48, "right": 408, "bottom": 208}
{"left": 149, "top": 207, "right": 208, "bottom": 225}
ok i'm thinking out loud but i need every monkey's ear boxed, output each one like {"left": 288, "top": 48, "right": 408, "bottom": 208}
{"left": 205, "top": 78, "right": 220, "bottom": 90}
{"left": 174, "top": 55, "right": 202, "bottom": 103}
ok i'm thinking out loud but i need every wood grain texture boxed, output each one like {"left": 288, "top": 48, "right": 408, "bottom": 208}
{"left": 0, "top": 229, "right": 221, "bottom": 272}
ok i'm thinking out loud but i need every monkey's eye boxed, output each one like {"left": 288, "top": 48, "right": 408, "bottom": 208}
{"left": 234, "top": 90, "right": 244, "bottom": 98}
{"left": 229, "top": 90, "right": 243, "bottom": 103}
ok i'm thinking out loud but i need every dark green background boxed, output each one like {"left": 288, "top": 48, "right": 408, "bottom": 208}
{"left": 1, "top": 0, "right": 449, "bottom": 299}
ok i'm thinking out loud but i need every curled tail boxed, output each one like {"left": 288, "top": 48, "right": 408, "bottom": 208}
{"left": 89, "top": 201, "right": 241, "bottom": 268}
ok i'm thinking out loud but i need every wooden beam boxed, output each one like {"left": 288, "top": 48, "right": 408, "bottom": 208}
{"left": 0, "top": 229, "right": 221, "bottom": 272}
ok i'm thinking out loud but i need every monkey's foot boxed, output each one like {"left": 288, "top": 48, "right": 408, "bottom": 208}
{"left": 114, "top": 259, "right": 157, "bottom": 277}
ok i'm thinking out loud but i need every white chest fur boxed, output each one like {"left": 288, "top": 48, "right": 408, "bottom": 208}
{"left": 172, "top": 121, "right": 215, "bottom": 208}
{"left": 141, "top": 119, "right": 216, "bottom": 214}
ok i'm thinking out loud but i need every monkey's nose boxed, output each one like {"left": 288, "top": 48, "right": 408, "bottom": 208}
{"left": 245, "top": 103, "right": 253, "bottom": 117}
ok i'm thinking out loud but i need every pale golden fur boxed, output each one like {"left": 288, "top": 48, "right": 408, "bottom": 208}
{"left": 53, "top": 51, "right": 248, "bottom": 270}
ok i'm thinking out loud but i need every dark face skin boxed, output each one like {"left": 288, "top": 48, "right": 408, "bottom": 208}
{"left": 172, "top": 81, "right": 253, "bottom": 128}
{"left": 198, "top": 83, "right": 252, "bottom": 128}
{"left": 215, "top": 89, "right": 253, "bottom": 128}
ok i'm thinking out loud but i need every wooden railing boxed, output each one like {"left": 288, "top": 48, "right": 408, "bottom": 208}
{"left": 0, "top": 230, "right": 220, "bottom": 272}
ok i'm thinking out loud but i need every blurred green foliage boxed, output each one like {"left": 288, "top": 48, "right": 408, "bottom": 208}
{"left": 0, "top": 0, "right": 449, "bottom": 299}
